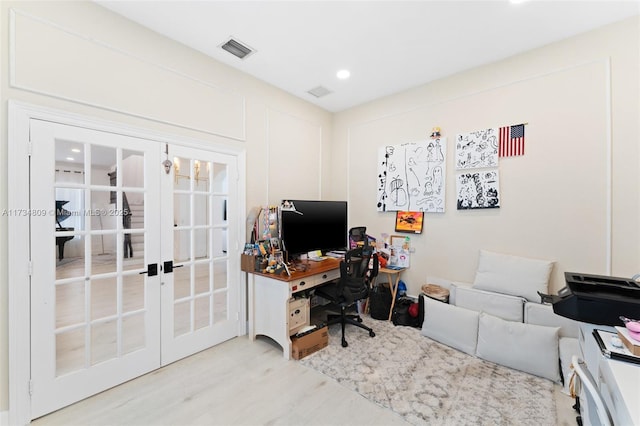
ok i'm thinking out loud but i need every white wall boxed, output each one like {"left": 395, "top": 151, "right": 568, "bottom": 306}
{"left": 1, "top": 0, "right": 638, "bottom": 418}
{"left": 332, "top": 16, "right": 640, "bottom": 296}
{"left": 0, "top": 0, "right": 332, "bottom": 414}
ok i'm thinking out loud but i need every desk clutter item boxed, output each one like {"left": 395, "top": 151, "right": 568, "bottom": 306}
{"left": 621, "top": 317, "right": 640, "bottom": 341}
{"left": 326, "top": 250, "right": 345, "bottom": 258}
{"left": 422, "top": 283, "right": 450, "bottom": 303}
{"left": 369, "top": 283, "right": 392, "bottom": 320}
{"left": 240, "top": 253, "right": 258, "bottom": 272}
{"left": 593, "top": 329, "right": 640, "bottom": 364}
{"left": 391, "top": 296, "right": 421, "bottom": 327}
{"left": 291, "top": 326, "right": 329, "bottom": 360}
{"left": 616, "top": 326, "right": 640, "bottom": 356}
{"left": 307, "top": 250, "right": 328, "bottom": 261}
{"left": 388, "top": 235, "right": 411, "bottom": 268}
{"left": 242, "top": 240, "right": 290, "bottom": 275}
{"left": 397, "top": 280, "right": 407, "bottom": 297}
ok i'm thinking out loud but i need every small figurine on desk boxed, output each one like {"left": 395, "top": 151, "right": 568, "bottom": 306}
{"left": 430, "top": 126, "right": 441, "bottom": 139}
{"left": 267, "top": 263, "right": 290, "bottom": 276}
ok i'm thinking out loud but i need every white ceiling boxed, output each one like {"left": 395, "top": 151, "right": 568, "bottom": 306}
{"left": 95, "top": 1, "right": 639, "bottom": 113}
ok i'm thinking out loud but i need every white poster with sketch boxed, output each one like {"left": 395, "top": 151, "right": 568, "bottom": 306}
{"left": 377, "top": 138, "right": 447, "bottom": 212}
{"left": 455, "top": 128, "right": 498, "bottom": 170}
{"left": 456, "top": 170, "right": 500, "bottom": 209}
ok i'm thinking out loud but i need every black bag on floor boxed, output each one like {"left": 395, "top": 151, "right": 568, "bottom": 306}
{"left": 369, "top": 283, "right": 392, "bottom": 320}
{"left": 392, "top": 296, "right": 421, "bottom": 327}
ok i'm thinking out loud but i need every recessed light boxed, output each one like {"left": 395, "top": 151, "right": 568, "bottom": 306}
{"left": 66, "top": 157, "right": 74, "bottom": 161}
{"left": 71, "top": 148, "right": 80, "bottom": 153}
{"left": 337, "top": 69, "right": 351, "bottom": 80}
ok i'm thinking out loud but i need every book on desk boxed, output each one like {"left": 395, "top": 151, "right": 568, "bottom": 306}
{"left": 385, "top": 265, "right": 405, "bottom": 270}
{"left": 309, "top": 256, "right": 329, "bottom": 261}
{"left": 307, "top": 249, "right": 333, "bottom": 261}
{"left": 593, "top": 329, "right": 640, "bottom": 364}
{"left": 326, "top": 251, "right": 345, "bottom": 259}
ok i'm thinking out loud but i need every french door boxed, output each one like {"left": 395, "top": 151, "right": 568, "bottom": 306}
{"left": 161, "top": 144, "right": 239, "bottom": 363}
{"left": 28, "top": 119, "right": 239, "bottom": 418}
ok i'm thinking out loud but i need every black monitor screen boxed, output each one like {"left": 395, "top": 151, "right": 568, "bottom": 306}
{"left": 280, "top": 200, "right": 347, "bottom": 257}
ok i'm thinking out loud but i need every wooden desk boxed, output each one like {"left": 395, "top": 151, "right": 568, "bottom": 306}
{"left": 376, "top": 267, "right": 406, "bottom": 321}
{"left": 248, "top": 258, "right": 341, "bottom": 359}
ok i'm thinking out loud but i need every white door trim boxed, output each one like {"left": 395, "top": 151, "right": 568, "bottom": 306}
{"left": 8, "top": 101, "right": 247, "bottom": 425}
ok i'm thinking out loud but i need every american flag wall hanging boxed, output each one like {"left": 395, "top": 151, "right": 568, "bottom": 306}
{"left": 499, "top": 123, "right": 526, "bottom": 157}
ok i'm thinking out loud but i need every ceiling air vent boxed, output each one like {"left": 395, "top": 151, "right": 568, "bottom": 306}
{"left": 220, "top": 37, "right": 255, "bottom": 60}
{"left": 307, "top": 86, "right": 332, "bottom": 98}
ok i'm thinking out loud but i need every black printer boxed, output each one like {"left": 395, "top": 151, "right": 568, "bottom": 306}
{"left": 539, "top": 272, "right": 640, "bottom": 326}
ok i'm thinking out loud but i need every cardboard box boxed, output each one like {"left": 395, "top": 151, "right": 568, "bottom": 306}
{"left": 617, "top": 326, "right": 640, "bottom": 356}
{"left": 291, "top": 326, "right": 328, "bottom": 360}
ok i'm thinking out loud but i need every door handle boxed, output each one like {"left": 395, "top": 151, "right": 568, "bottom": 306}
{"left": 163, "top": 260, "right": 184, "bottom": 274}
{"left": 139, "top": 263, "right": 158, "bottom": 276}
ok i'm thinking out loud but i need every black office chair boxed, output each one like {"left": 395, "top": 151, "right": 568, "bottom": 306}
{"left": 315, "top": 245, "right": 379, "bottom": 347}
{"left": 348, "top": 226, "right": 367, "bottom": 248}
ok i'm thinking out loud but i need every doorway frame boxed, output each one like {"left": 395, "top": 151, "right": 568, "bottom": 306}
{"left": 8, "top": 101, "right": 247, "bottom": 425}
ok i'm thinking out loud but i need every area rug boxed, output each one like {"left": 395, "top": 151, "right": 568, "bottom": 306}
{"left": 299, "top": 318, "right": 557, "bottom": 426}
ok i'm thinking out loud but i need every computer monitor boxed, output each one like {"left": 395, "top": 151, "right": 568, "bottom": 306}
{"left": 280, "top": 200, "right": 347, "bottom": 258}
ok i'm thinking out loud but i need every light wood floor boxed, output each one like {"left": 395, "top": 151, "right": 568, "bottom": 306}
{"left": 32, "top": 332, "right": 578, "bottom": 426}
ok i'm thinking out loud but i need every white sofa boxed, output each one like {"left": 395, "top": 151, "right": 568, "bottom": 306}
{"left": 423, "top": 250, "right": 580, "bottom": 393}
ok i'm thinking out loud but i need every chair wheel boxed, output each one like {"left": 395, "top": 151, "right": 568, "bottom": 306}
{"left": 369, "top": 331, "right": 376, "bottom": 337}
{"left": 342, "top": 340, "right": 348, "bottom": 347}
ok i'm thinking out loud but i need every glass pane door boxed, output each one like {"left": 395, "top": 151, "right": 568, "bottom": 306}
{"left": 30, "top": 120, "right": 161, "bottom": 418}
{"left": 54, "top": 145, "right": 149, "bottom": 371}
{"left": 28, "top": 119, "right": 241, "bottom": 419}
{"left": 161, "top": 146, "right": 238, "bottom": 364}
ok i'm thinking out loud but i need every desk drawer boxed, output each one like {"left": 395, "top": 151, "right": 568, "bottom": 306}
{"left": 289, "top": 269, "right": 340, "bottom": 293}
{"left": 317, "top": 269, "right": 340, "bottom": 283}
{"left": 598, "top": 359, "right": 635, "bottom": 425}
{"left": 290, "top": 277, "right": 314, "bottom": 293}
{"left": 289, "top": 297, "right": 310, "bottom": 335}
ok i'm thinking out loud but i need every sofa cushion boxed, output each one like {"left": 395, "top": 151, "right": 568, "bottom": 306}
{"left": 420, "top": 296, "right": 479, "bottom": 355}
{"left": 476, "top": 312, "right": 561, "bottom": 382}
{"left": 524, "top": 301, "right": 580, "bottom": 338}
{"left": 559, "top": 337, "right": 579, "bottom": 394}
{"left": 473, "top": 250, "right": 553, "bottom": 302}
{"left": 454, "top": 285, "right": 524, "bottom": 322}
